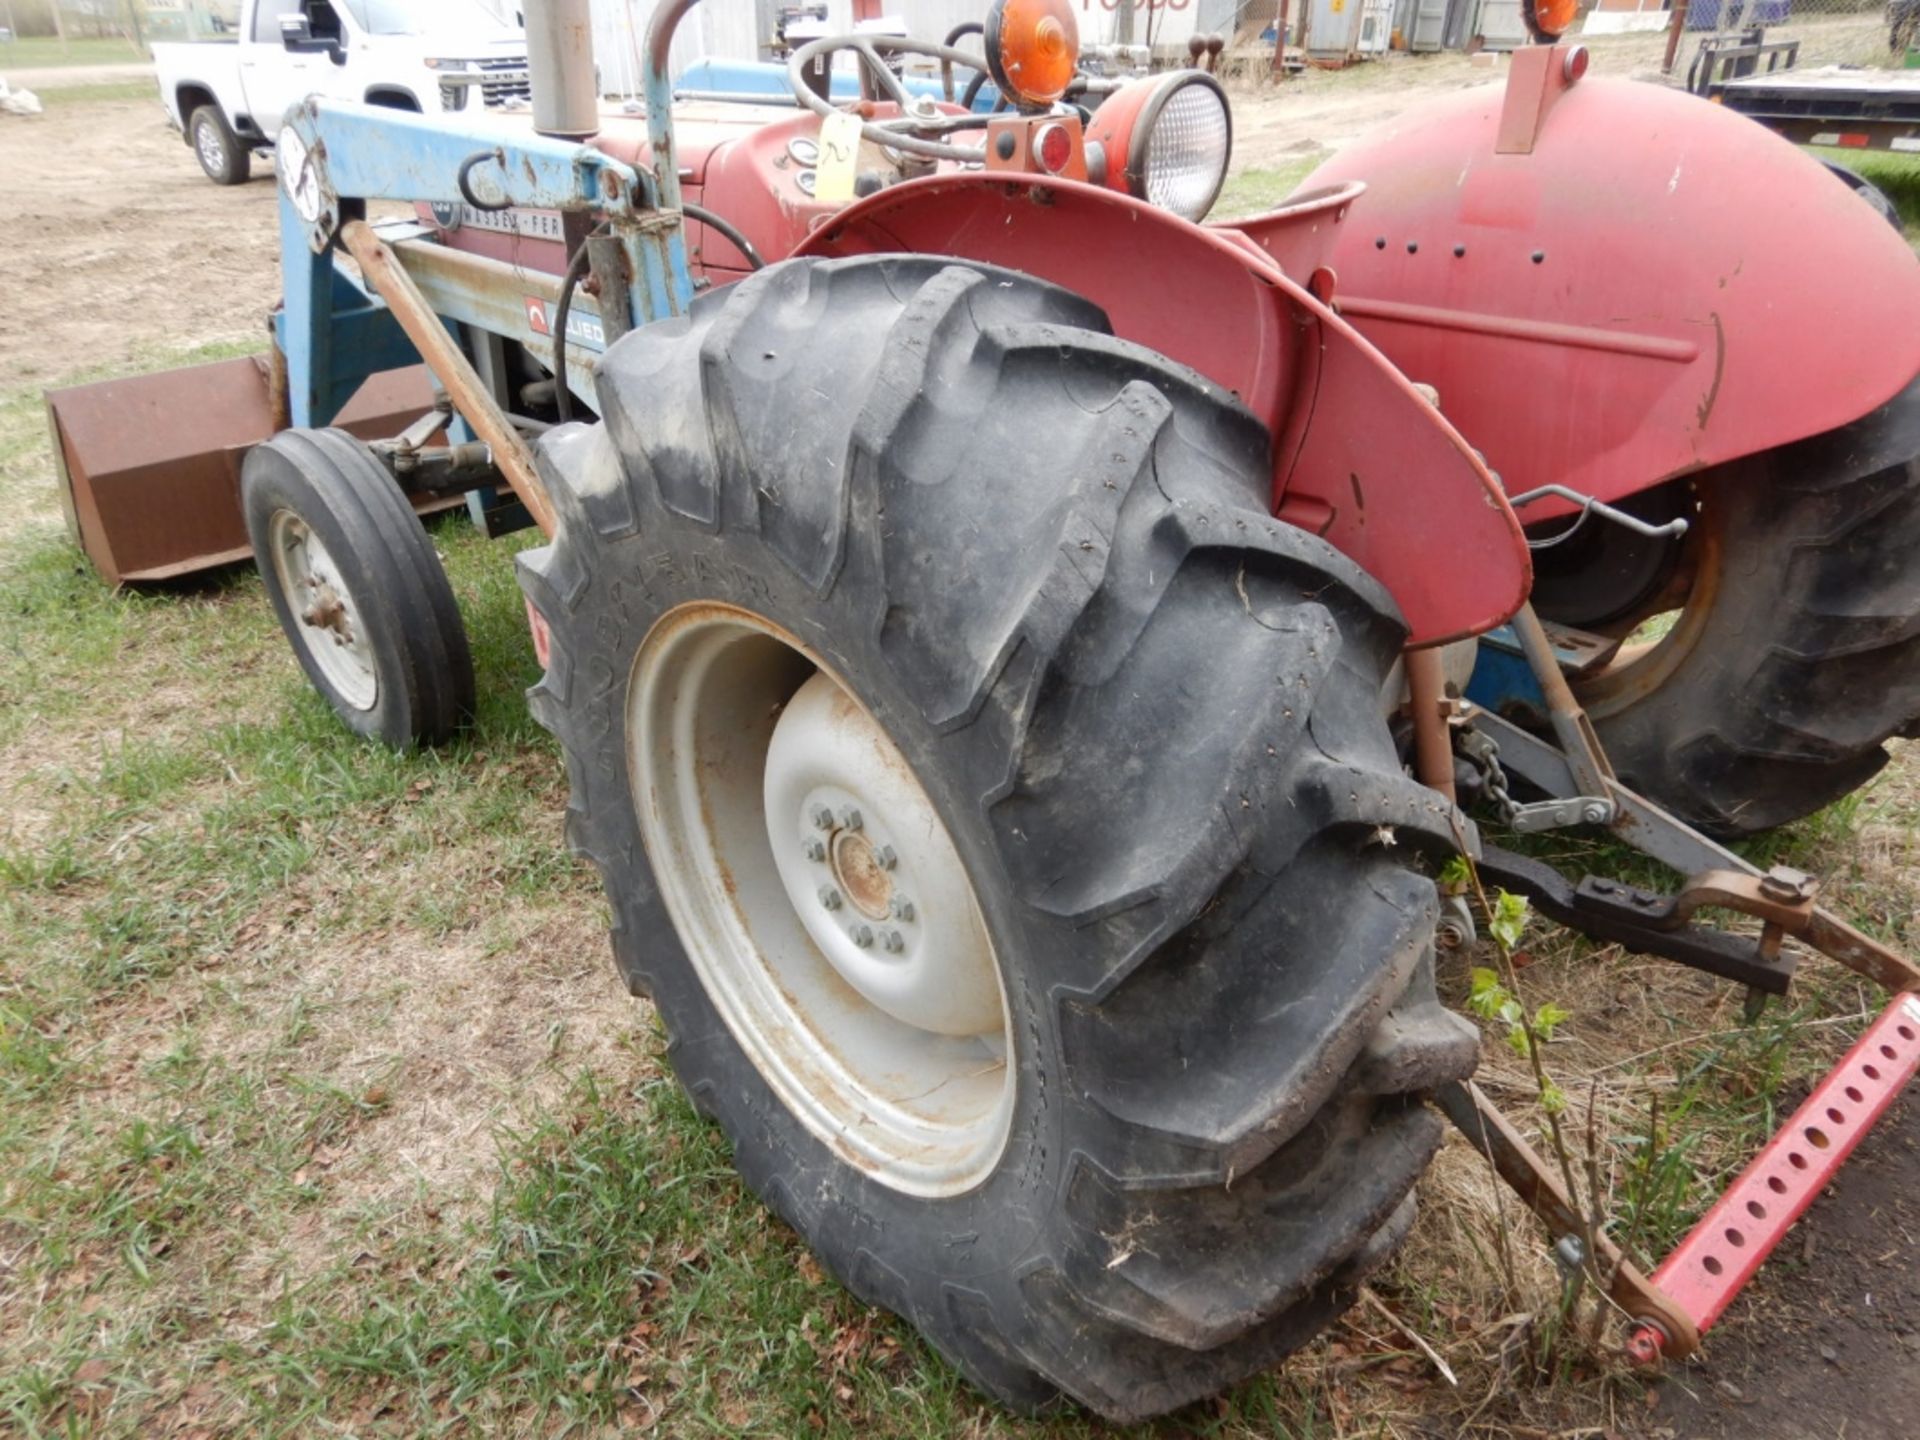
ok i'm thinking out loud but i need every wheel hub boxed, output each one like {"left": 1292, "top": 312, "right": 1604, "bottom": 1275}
{"left": 830, "top": 829, "right": 892, "bottom": 919}
{"left": 627, "top": 603, "right": 1014, "bottom": 1197}
{"left": 267, "top": 510, "right": 377, "bottom": 711}
{"left": 764, "top": 673, "right": 1003, "bottom": 1040}
{"left": 300, "top": 583, "right": 353, "bottom": 643}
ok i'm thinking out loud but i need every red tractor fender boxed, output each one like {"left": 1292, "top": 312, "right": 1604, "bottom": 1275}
{"left": 796, "top": 175, "right": 1529, "bottom": 647}
{"left": 1302, "top": 50, "right": 1920, "bottom": 521}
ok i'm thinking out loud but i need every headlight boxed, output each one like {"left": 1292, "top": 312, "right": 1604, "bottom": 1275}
{"left": 1085, "top": 70, "right": 1233, "bottom": 224}
{"left": 1129, "top": 72, "right": 1231, "bottom": 222}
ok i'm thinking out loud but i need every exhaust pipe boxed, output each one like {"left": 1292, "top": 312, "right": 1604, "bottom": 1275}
{"left": 525, "top": 0, "right": 598, "bottom": 139}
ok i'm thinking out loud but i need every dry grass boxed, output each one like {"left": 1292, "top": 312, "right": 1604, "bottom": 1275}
{"left": 5, "top": 51, "right": 1919, "bottom": 1438}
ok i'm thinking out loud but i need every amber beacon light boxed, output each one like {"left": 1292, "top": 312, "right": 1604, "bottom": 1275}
{"left": 1525, "top": 0, "right": 1580, "bottom": 41}
{"left": 985, "top": 0, "right": 1080, "bottom": 110}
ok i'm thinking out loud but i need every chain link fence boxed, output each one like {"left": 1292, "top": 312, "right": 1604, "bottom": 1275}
{"left": 1683, "top": 0, "right": 1910, "bottom": 78}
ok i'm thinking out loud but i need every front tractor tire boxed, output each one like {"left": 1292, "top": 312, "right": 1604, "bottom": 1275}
{"left": 520, "top": 256, "right": 1478, "bottom": 1420}
{"left": 243, "top": 428, "right": 475, "bottom": 748}
{"left": 1532, "top": 373, "right": 1920, "bottom": 838}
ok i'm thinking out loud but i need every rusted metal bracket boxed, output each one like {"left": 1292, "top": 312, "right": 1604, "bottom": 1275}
{"left": 1475, "top": 845, "right": 1800, "bottom": 995}
{"left": 1459, "top": 632, "right": 1920, "bottom": 997}
{"left": 1432, "top": 1080, "right": 1702, "bottom": 1358}
{"left": 1406, "top": 648, "right": 1457, "bottom": 804}
{"left": 1459, "top": 706, "right": 1912, "bottom": 990}
{"left": 1669, "top": 869, "right": 1920, "bottom": 995}
{"left": 338, "top": 219, "right": 559, "bottom": 538}
{"left": 1508, "top": 604, "right": 1615, "bottom": 807}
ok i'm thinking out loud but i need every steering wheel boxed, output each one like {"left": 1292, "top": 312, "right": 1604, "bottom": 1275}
{"left": 785, "top": 32, "right": 1004, "bottom": 164}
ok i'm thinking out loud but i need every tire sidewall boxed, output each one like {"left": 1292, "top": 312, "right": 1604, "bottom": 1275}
{"left": 243, "top": 446, "right": 421, "bottom": 748}
{"left": 573, "top": 518, "right": 1071, "bottom": 1289}
{"left": 191, "top": 107, "right": 232, "bottom": 183}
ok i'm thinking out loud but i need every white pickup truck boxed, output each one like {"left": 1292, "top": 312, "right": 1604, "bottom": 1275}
{"left": 153, "top": 0, "right": 531, "bottom": 185}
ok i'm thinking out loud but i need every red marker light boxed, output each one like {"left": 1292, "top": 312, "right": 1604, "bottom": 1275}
{"left": 1034, "top": 121, "right": 1073, "bottom": 174}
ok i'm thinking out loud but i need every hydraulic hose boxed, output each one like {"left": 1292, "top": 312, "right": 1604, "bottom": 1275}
{"left": 552, "top": 206, "right": 762, "bottom": 423}
{"left": 683, "top": 201, "right": 766, "bottom": 271}
{"left": 552, "top": 222, "right": 608, "bottom": 424}
{"left": 943, "top": 20, "right": 984, "bottom": 102}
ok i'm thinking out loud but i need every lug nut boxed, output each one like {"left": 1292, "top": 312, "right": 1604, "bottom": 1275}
{"left": 839, "top": 806, "right": 863, "bottom": 832}
{"left": 876, "top": 844, "right": 897, "bottom": 871}
{"left": 811, "top": 804, "right": 835, "bottom": 831}
{"left": 818, "top": 886, "right": 843, "bottom": 911}
{"left": 889, "top": 896, "right": 915, "bottom": 923}
{"left": 851, "top": 924, "right": 874, "bottom": 948}
{"left": 881, "top": 930, "right": 904, "bottom": 953}
{"left": 802, "top": 837, "right": 826, "bottom": 862}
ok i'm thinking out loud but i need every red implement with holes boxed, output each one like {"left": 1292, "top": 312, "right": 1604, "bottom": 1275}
{"left": 1626, "top": 994, "right": 1920, "bottom": 1362}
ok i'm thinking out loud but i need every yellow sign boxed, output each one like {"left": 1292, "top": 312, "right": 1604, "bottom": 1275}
{"left": 814, "top": 110, "right": 862, "bottom": 205}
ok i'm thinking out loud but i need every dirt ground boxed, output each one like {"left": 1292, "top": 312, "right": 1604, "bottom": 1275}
{"left": 0, "top": 51, "right": 1528, "bottom": 389}
{"left": 2, "top": 61, "right": 158, "bottom": 88}
{"left": 0, "top": 93, "right": 281, "bottom": 391}
{"left": 3, "top": 53, "right": 1919, "bottom": 1437}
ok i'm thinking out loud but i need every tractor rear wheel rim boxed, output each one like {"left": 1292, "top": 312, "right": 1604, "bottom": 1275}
{"left": 267, "top": 509, "right": 378, "bottom": 711}
{"left": 1569, "top": 505, "right": 1723, "bottom": 720}
{"left": 628, "top": 603, "right": 1014, "bottom": 1198}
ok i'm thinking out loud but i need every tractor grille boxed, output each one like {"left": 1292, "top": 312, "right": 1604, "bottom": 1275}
{"left": 479, "top": 59, "right": 531, "bottom": 109}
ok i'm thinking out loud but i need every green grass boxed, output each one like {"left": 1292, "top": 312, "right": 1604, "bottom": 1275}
{"left": 1810, "top": 146, "right": 1920, "bottom": 237}
{"left": 0, "top": 34, "right": 148, "bottom": 68}
{"left": 36, "top": 79, "right": 156, "bottom": 106}
{"left": 1213, "top": 154, "right": 1331, "bottom": 221}
{"left": 0, "top": 34, "right": 147, "bottom": 67}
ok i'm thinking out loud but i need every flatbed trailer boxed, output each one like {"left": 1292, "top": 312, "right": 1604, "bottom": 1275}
{"left": 1712, "top": 64, "right": 1920, "bottom": 153}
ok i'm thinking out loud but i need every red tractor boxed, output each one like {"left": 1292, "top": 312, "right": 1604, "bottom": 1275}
{"left": 46, "top": 0, "right": 1920, "bottom": 1420}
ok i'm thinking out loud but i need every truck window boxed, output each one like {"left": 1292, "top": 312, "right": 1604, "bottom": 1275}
{"left": 305, "top": 0, "right": 345, "bottom": 43}
{"left": 252, "top": 0, "right": 301, "bottom": 41}
{"left": 335, "top": 0, "right": 507, "bottom": 36}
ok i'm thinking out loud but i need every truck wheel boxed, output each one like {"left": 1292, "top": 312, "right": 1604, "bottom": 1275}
{"left": 1534, "top": 374, "right": 1920, "bottom": 837}
{"left": 243, "top": 428, "right": 474, "bottom": 748}
{"left": 189, "top": 104, "right": 249, "bottom": 186}
{"left": 520, "top": 256, "right": 1479, "bottom": 1420}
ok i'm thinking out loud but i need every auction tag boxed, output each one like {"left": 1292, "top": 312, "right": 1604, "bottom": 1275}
{"left": 814, "top": 110, "right": 862, "bottom": 205}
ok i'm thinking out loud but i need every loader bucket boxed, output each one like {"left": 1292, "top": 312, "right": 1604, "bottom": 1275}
{"left": 47, "top": 357, "right": 444, "bottom": 585}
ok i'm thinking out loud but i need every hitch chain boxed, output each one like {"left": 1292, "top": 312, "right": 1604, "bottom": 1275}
{"left": 1456, "top": 725, "right": 1612, "bottom": 834}
{"left": 1457, "top": 727, "right": 1519, "bottom": 827}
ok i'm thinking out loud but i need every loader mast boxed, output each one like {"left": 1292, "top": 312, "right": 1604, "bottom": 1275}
{"left": 272, "top": 0, "right": 705, "bottom": 538}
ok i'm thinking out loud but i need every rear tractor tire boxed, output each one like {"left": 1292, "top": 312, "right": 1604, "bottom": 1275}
{"left": 520, "top": 255, "right": 1479, "bottom": 1420}
{"left": 1531, "top": 373, "right": 1920, "bottom": 837}
{"left": 243, "top": 428, "right": 475, "bottom": 748}
{"left": 189, "top": 104, "right": 249, "bottom": 186}
{"left": 1820, "top": 157, "right": 1902, "bottom": 230}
